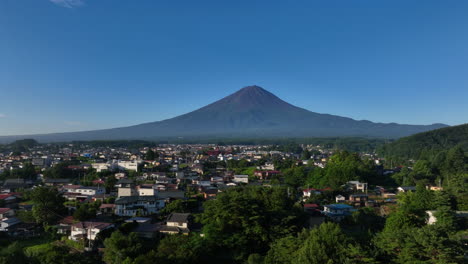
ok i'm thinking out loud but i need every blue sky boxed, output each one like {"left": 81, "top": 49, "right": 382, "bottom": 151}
{"left": 1, "top": 0, "right": 467, "bottom": 135}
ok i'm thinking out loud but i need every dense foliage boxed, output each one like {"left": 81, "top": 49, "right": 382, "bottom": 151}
{"left": 379, "top": 123, "right": 468, "bottom": 160}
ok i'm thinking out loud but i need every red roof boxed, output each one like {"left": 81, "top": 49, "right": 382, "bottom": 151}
{"left": 59, "top": 216, "right": 75, "bottom": 225}
{"left": 0, "top": 194, "right": 15, "bottom": 200}
{"left": 0, "top": 208, "right": 11, "bottom": 214}
{"left": 304, "top": 203, "right": 319, "bottom": 208}
{"left": 93, "top": 179, "right": 105, "bottom": 184}
{"left": 99, "top": 204, "right": 115, "bottom": 209}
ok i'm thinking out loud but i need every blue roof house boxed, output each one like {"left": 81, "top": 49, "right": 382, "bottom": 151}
{"left": 322, "top": 204, "right": 355, "bottom": 222}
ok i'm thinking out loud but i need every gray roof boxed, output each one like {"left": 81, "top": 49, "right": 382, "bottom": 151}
{"left": 115, "top": 196, "right": 160, "bottom": 204}
{"left": 44, "top": 178, "right": 71, "bottom": 183}
{"left": 167, "top": 213, "right": 190, "bottom": 223}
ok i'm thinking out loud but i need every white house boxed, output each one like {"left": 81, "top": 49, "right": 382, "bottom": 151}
{"left": 114, "top": 196, "right": 165, "bottom": 216}
{"left": 233, "top": 175, "right": 249, "bottom": 184}
{"left": 69, "top": 222, "right": 114, "bottom": 241}
{"left": 117, "top": 187, "right": 139, "bottom": 198}
{"left": 137, "top": 185, "right": 156, "bottom": 196}
{"left": 116, "top": 160, "right": 141, "bottom": 172}
{"left": 92, "top": 163, "right": 112, "bottom": 172}
{"left": 0, "top": 217, "right": 21, "bottom": 231}
{"left": 160, "top": 213, "right": 191, "bottom": 234}
{"left": 397, "top": 186, "right": 417, "bottom": 193}
{"left": 76, "top": 186, "right": 106, "bottom": 196}
{"left": 347, "top": 181, "right": 368, "bottom": 193}
{"left": 335, "top": 195, "right": 346, "bottom": 203}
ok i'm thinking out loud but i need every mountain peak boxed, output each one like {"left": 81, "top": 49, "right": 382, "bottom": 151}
{"left": 216, "top": 85, "right": 288, "bottom": 109}
{"left": 235, "top": 85, "right": 270, "bottom": 97}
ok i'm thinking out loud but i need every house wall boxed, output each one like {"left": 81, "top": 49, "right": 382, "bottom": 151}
{"left": 167, "top": 221, "right": 188, "bottom": 228}
{"left": 118, "top": 187, "right": 138, "bottom": 197}
{"left": 138, "top": 188, "right": 155, "bottom": 196}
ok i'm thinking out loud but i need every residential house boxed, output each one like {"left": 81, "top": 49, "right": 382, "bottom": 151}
{"left": 0, "top": 193, "right": 19, "bottom": 207}
{"left": 137, "top": 185, "right": 156, "bottom": 196}
{"left": 303, "top": 188, "right": 321, "bottom": 199}
{"left": 0, "top": 208, "right": 15, "bottom": 219}
{"left": 69, "top": 222, "right": 114, "bottom": 241}
{"left": 397, "top": 186, "right": 417, "bottom": 193}
{"left": 254, "top": 170, "right": 281, "bottom": 180}
{"left": 347, "top": 181, "right": 368, "bottom": 193}
{"left": 114, "top": 196, "right": 165, "bottom": 216}
{"left": 349, "top": 194, "right": 369, "bottom": 207}
{"left": 44, "top": 178, "right": 71, "bottom": 187}
{"left": 2, "top": 179, "right": 28, "bottom": 193}
{"left": 303, "top": 203, "right": 320, "bottom": 214}
{"left": 322, "top": 204, "right": 354, "bottom": 222}
{"left": 201, "top": 188, "right": 218, "bottom": 199}
{"left": 335, "top": 195, "right": 346, "bottom": 203}
{"left": 99, "top": 204, "right": 115, "bottom": 216}
{"left": 0, "top": 217, "right": 21, "bottom": 232}
{"left": 233, "top": 175, "right": 249, "bottom": 184}
{"left": 160, "top": 213, "right": 192, "bottom": 235}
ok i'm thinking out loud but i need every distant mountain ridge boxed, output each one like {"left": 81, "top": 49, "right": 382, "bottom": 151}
{"left": 0, "top": 85, "right": 448, "bottom": 143}
{"left": 378, "top": 123, "right": 468, "bottom": 159}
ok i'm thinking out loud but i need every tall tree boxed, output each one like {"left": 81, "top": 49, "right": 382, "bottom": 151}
{"left": 30, "top": 186, "right": 66, "bottom": 224}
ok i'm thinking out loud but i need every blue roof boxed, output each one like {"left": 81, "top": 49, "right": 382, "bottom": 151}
{"left": 324, "top": 204, "right": 353, "bottom": 209}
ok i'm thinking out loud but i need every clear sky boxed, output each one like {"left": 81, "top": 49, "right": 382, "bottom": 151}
{"left": 1, "top": 0, "right": 467, "bottom": 136}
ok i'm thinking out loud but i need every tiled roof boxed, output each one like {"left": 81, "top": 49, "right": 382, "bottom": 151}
{"left": 72, "top": 222, "right": 112, "bottom": 230}
{"left": 167, "top": 213, "right": 190, "bottom": 223}
{"left": 0, "top": 208, "right": 11, "bottom": 214}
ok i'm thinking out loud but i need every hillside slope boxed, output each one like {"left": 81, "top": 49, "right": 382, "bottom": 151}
{"left": 378, "top": 123, "right": 468, "bottom": 159}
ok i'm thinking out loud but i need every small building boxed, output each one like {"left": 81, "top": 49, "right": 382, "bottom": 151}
{"left": 322, "top": 204, "right": 354, "bottom": 222}
{"left": 397, "top": 186, "right": 416, "bottom": 193}
{"left": 349, "top": 194, "right": 369, "bottom": 206}
{"left": 99, "top": 204, "right": 115, "bottom": 216}
{"left": 137, "top": 185, "right": 156, "bottom": 196}
{"left": 2, "top": 179, "right": 28, "bottom": 193}
{"left": 69, "top": 222, "right": 114, "bottom": 241}
{"left": 44, "top": 178, "right": 71, "bottom": 187}
{"left": 0, "top": 208, "right": 15, "bottom": 219}
{"left": 0, "top": 217, "right": 21, "bottom": 232}
{"left": 254, "top": 170, "right": 281, "bottom": 180}
{"left": 335, "top": 195, "right": 346, "bottom": 203}
{"left": 303, "top": 188, "right": 321, "bottom": 199}
{"left": 114, "top": 196, "right": 165, "bottom": 216}
{"left": 160, "top": 213, "right": 192, "bottom": 235}
{"left": 232, "top": 175, "right": 249, "bottom": 184}
{"left": 303, "top": 203, "right": 320, "bottom": 214}
{"left": 201, "top": 188, "right": 218, "bottom": 200}
{"left": 347, "top": 181, "right": 368, "bottom": 193}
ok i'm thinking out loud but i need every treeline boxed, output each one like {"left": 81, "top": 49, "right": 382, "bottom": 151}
{"left": 66, "top": 140, "right": 158, "bottom": 149}
{"left": 172, "top": 137, "right": 387, "bottom": 152}
{"left": 378, "top": 123, "right": 468, "bottom": 160}
{"left": 0, "top": 139, "right": 39, "bottom": 154}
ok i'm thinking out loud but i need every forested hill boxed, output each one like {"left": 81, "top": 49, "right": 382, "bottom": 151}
{"left": 378, "top": 123, "right": 468, "bottom": 159}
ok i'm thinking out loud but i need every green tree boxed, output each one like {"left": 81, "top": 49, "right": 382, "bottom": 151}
{"left": 0, "top": 242, "right": 28, "bottom": 264}
{"left": 103, "top": 231, "right": 144, "bottom": 264}
{"left": 73, "top": 203, "right": 97, "bottom": 221}
{"left": 156, "top": 234, "right": 204, "bottom": 264}
{"left": 293, "top": 223, "right": 349, "bottom": 264}
{"left": 145, "top": 149, "right": 156, "bottom": 161}
{"left": 30, "top": 186, "right": 66, "bottom": 224}
{"left": 199, "top": 186, "right": 304, "bottom": 261}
